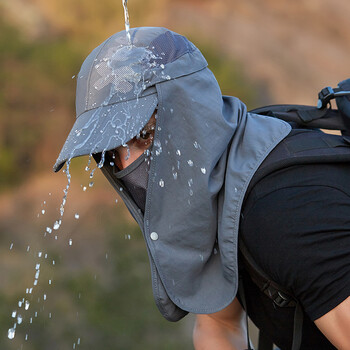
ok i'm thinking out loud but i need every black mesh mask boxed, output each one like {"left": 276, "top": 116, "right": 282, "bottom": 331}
{"left": 114, "top": 153, "right": 150, "bottom": 213}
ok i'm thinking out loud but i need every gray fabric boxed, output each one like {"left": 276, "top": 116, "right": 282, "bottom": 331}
{"left": 54, "top": 27, "right": 292, "bottom": 320}
{"left": 53, "top": 27, "right": 207, "bottom": 172}
{"left": 142, "top": 69, "right": 291, "bottom": 315}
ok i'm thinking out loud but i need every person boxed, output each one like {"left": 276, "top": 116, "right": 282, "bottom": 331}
{"left": 54, "top": 27, "right": 350, "bottom": 349}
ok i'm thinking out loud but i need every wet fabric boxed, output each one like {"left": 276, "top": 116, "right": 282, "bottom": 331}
{"left": 240, "top": 163, "right": 350, "bottom": 323}
{"left": 54, "top": 28, "right": 205, "bottom": 172}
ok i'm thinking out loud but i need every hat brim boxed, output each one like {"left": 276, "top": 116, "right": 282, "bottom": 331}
{"left": 53, "top": 92, "right": 158, "bottom": 172}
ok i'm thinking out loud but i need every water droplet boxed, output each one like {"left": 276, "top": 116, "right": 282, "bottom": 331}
{"left": 48, "top": 280, "right": 52, "bottom": 285}
{"left": 176, "top": 150, "right": 181, "bottom": 156}
{"left": 82, "top": 186, "right": 87, "bottom": 192}
{"left": 8, "top": 327, "right": 15, "bottom": 339}
{"left": 159, "top": 179, "right": 164, "bottom": 187}
{"left": 41, "top": 209, "right": 45, "bottom": 215}
{"left": 25, "top": 334, "right": 28, "bottom": 341}
{"left": 172, "top": 172, "right": 178, "bottom": 180}
{"left": 201, "top": 167, "right": 206, "bottom": 174}
{"left": 27, "top": 246, "right": 30, "bottom": 252}
{"left": 72, "top": 75, "right": 76, "bottom": 79}
{"left": 35, "top": 270, "right": 40, "bottom": 279}
{"left": 46, "top": 227, "right": 52, "bottom": 234}
{"left": 187, "top": 160, "right": 193, "bottom": 166}
{"left": 74, "top": 213, "right": 80, "bottom": 219}
{"left": 69, "top": 239, "right": 73, "bottom": 246}
{"left": 43, "top": 294, "right": 47, "bottom": 301}
{"left": 234, "top": 187, "right": 238, "bottom": 193}
{"left": 53, "top": 221, "right": 60, "bottom": 230}
{"left": 18, "top": 301, "right": 23, "bottom": 307}
{"left": 9, "top": 243, "right": 13, "bottom": 250}
{"left": 193, "top": 141, "right": 200, "bottom": 149}
{"left": 17, "top": 315, "right": 23, "bottom": 324}
{"left": 12, "top": 311, "right": 16, "bottom": 318}
{"left": 25, "top": 301, "right": 30, "bottom": 310}
{"left": 89, "top": 182, "right": 94, "bottom": 188}
{"left": 115, "top": 199, "right": 118, "bottom": 204}
{"left": 34, "top": 280, "right": 38, "bottom": 286}
{"left": 160, "top": 64, "right": 165, "bottom": 69}
{"left": 38, "top": 251, "right": 42, "bottom": 257}
{"left": 35, "top": 264, "right": 40, "bottom": 270}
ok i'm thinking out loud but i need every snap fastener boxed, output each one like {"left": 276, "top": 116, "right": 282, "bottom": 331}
{"left": 150, "top": 232, "right": 159, "bottom": 241}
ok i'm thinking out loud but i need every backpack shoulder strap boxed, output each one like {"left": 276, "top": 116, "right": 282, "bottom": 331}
{"left": 250, "top": 104, "right": 347, "bottom": 132}
{"left": 249, "top": 78, "right": 350, "bottom": 134}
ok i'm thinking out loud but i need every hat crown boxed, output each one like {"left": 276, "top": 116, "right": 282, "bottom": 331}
{"left": 76, "top": 27, "right": 200, "bottom": 118}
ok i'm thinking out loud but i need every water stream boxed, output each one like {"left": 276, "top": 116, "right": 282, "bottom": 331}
{"left": 122, "top": 0, "right": 131, "bottom": 45}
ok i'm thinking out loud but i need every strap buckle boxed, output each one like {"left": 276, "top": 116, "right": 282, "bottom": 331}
{"left": 317, "top": 86, "right": 350, "bottom": 109}
{"left": 273, "top": 291, "right": 293, "bottom": 308}
{"left": 264, "top": 284, "right": 295, "bottom": 308}
{"left": 317, "top": 86, "right": 334, "bottom": 109}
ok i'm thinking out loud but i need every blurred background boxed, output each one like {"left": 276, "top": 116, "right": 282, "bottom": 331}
{"left": 0, "top": 0, "right": 349, "bottom": 349}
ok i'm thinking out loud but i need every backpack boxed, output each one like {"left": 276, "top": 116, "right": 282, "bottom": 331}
{"left": 239, "top": 79, "right": 350, "bottom": 350}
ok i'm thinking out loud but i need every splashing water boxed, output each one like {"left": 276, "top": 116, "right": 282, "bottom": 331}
{"left": 8, "top": 161, "right": 74, "bottom": 340}
{"left": 8, "top": 327, "right": 15, "bottom": 340}
{"left": 122, "top": 0, "right": 131, "bottom": 45}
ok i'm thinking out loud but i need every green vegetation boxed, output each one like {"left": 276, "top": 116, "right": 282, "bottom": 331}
{"left": 0, "top": 16, "right": 82, "bottom": 190}
{"left": 198, "top": 42, "right": 258, "bottom": 108}
{"left": 0, "top": 202, "right": 193, "bottom": 350}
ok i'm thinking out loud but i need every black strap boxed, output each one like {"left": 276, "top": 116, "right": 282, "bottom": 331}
{"left": 258, "top": 331, "right": 273, "bottom": 350}
{"left": 291, "top": 302, "right": 304, "bottom": 350}
{"left": 239, "top": 237, "right": 297, "bottom": 308}
{"left": 297, "top": 108, "right": 327, "bottom": 123}
{"left": 237, "top": 278, "right": 253, "bottom": 350}
{"left": 249, "top": 104, "right": 347, "bottom": 131}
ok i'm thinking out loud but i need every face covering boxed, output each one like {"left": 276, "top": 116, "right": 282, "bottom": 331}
{"left": 113, "top": 152, "right": 150, "bottom": 213}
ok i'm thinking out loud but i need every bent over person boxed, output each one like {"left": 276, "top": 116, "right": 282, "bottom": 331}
{"left": 54, "top": 27, "right": 350, "bottom": 349}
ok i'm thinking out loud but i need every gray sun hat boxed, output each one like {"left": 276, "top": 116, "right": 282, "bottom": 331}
{"left": 53, "top": 27, "right": 207, "bottom": 172}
